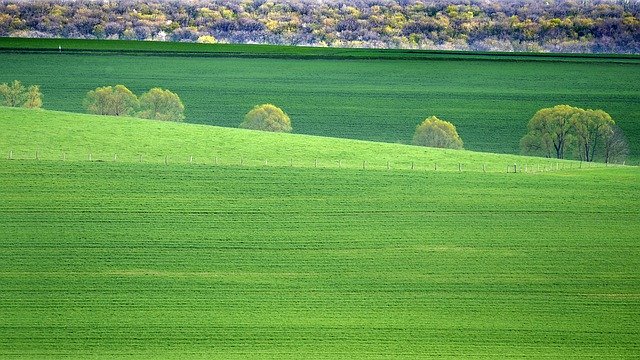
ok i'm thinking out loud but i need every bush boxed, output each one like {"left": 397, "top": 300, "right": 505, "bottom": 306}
{"left": 138, "top": 88, "right": 185, "bottom": 122}
{"left": 412, "top": 116, "right": 463, "bottom": 149}
{"left": 84, "top": 85, "right": 138, "bottom": 116}
{"left": 0, "top": 80, "right": 42, "bottom": 109}
{"left": 240, "top": 104, "right": 292, "bottom": 132}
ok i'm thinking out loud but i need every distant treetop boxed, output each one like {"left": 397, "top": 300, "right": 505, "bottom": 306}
{"left": 1, "top": 0, "right": 638, "bottom": 54}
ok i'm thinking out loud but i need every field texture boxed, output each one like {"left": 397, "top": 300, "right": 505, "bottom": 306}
{"left": 0, "top": 107, "right": 598, "bottom": 173}
{"left": 0, "top": 160, "right": 639, "bottom": 358}
{"left": 1, "top": 39, "right": 639, "bottom": 161}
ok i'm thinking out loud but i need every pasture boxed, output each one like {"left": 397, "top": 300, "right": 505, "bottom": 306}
{"left": 0, "top": 159, "right": 639, "bottom": 358}
{"left": 1, "top": 38, "right": 639, "bottom": 162}
{"left": 0, "top": 107, "right": 594, "bottom": 172}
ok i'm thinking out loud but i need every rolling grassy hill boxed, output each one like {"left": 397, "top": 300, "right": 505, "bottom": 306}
{"left": 0, "top": 105, "right": 639, "bottom": 357}
{"left": 0, "top": 107, "right": 594, "bottom": 172}
{"left": 1, "top": 38, "right": 639, "bottom": 162}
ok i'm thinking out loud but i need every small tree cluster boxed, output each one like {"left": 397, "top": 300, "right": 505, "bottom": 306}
{"left": 521, "top": 104, "right": 628, "bottom": 163}
{"left": 240, "top": 104, "right": 292, "bottom": 133}
{"left": 84, "top": 85, "right": 185, "bottom": 122}
{"left": 412, "top": 116, "right": 463, "bottom": 150}
{"left": 0, "top": 80, "right": 42, "bottom": 109}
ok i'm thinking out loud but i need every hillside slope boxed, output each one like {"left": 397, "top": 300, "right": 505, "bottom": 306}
{"left": 0, "top": 107, "right": 595, "bottom": 172}
{"left": 2, "top": 39, "right": 639, "bottom": 161}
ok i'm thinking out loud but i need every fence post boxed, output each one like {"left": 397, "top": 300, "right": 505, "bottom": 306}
{"left": 362, "top": 160, "right": 366, "bottom": 170}
{"left": 36, "top": 151, "right": 39, "bottom": 160}
{"left": 290, "top": 158, "right": 293, "bottom": 167}
{"left": 458, "top": 163, "right": 462, "bottom": 172}
{"left": 190, "top": 156, "right": 193, "bottom": 164}
{"left": 411, "top": 161, "right": 414, "bottom": 170}
{"left": 483, "top": 163, "right": 486, "bottom": 173}
{"left": 315, "top": 159, "right": 318, "bottom": 168}
{"left": 434, "top": 163, "right": 437, "bottom": 171}
{"left": 9, "top": 150, "right": 12, "bottom": 160}
{"left": 139, "top": 154, "right": 143, "bottom": 163}
{"left": 265, "top": 159, "right": 268, "bottom": 166}
{"left": 338, "top": 159, "right": 342, "bottom": 168}
{"left": 387, "top": 161, "right": 390, "bottom": 170}
{"left": 114, "top": 154, "right": 117, "bottom": 162}
{"left": 89, "top": 153, "right": 92, "bottom": 161}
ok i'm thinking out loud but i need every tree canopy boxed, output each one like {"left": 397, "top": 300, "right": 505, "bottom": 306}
{"left": 138, "top": 88, "right": 185, "bottom": 122}
{"left": 521, "top": 104, "right": 625, "bottom": 162}
{"left": 1, "top": 0, "right": 639, "bottom": 53}
{"left": 0, "top": 80, "right": 42, "bottom": 109}
{"left": 412, "top": 116, "right": 463, "bottom": 150}
{"left": 240, "top": 104, "right": 292, "bottom": 133}
{"left": 521, "top": 105, "right": 576, "bottom": 159}
{"left": 84, "top": 85, "right": 138, "bottom": 116}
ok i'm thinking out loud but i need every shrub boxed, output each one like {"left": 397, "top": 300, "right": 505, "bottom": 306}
{"left": 240, "top": 104, "right": 292, "bottom": 132}
{"left": 0, "top": 80, "right": 42, "bottom": 109}
{"left": 138, "top": 88, "right": 185, "bottom": 122}
{"left": 412, "top": 116, "right": 463, "bottom": 149}
{"left": 84, "top": 85, "right": 138, "bottom": 116}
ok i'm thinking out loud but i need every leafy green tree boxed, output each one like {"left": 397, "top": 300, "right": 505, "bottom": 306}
{"left": 240, "top": 104, "right": 292, "bottom": 132}
{"left": 412, "top": 116, "right": 463, "bottom": 149}
{"left": 572, "top": 108, "right": 614, "bottom": 162}
{"left": 0, "top": 80, "right": 42, "bottom": 108}
{"left": 521, "top": 105, "right": 577, "bottom": 159}
{"left": 84, "top": 85, "right": 138, "bottom": 116}
{"left": 138, "top": 88, "right": 185, "bottom": 122}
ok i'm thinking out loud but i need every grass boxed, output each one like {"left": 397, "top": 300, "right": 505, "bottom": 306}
{"left": 1, "top": 38, "right": 639, "bottom": 162}
{"left": 0, "top": 106, "right": 600, "bottom": 172}
{"left": 0, "top": 159, "right": 638, "bottom": 358}
{"left": 0, "top": 39, "right": 638, "bottom": 358}
{"left": 3, "top": 37, "right": 640, "bottom": 61}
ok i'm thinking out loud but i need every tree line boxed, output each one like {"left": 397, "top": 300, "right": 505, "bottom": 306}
{"left": 1, "top": 0, "right": 639, "bottom": 53}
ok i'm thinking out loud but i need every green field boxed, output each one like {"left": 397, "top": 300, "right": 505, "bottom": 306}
{"left": 1, "top": 106, "right": 639, "bottom": 358}
{"left": 1, "top": 159, "right": 638, "bottom": 358}
{"left": 0, "top": 107, "right": 596, "bottom": 172}
{"left": 1, "top": 39, "right": 639, "bottom": 358}
{"left": 1, "top": 38, "right": 639, "bottom": 162}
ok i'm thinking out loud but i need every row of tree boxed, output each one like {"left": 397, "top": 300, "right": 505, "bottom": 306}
{"left": 0, "top": 80, "right": 42, "bottom": 108}
{"left": 84, "top": 85, "right": 185, "bottom": 122}
{"left": 0, "top": 83, "right": 627, "bottom": 163}
{"left": 239, "top": 103, "right": 464, "bottom": 151}
{"left": 1, "top": 0, "right": 639, "bottom": 53}
{"left": 521, "top": 105, "right": 628, "bottom": 163}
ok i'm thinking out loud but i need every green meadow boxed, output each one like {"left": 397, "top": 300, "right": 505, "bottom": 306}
{"left": 1, "top": 159, "right": 638, "bottom": 358}
{"left": 1, "top": 38, "right": 639, "bottom": 162}
{"left": 1, "top": 39, "right": 639, "bottom": 358}
{"left": 0, "top": 107, "right": 593, "bottom": 172}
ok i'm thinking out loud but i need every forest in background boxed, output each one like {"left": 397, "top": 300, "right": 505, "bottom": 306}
{"left": 1, "top": 0, "right": 639, "bottom": 54}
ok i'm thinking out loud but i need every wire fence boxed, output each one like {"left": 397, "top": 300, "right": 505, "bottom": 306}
{"left": 2, "top": 149, "right": 625, "bottom": 173}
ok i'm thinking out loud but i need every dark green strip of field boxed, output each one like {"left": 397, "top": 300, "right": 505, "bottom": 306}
{"left": 0, "top": 160, "right": 638, "bottom": 358}
{"left": 1, "top": 38, "right": 639, "bottom": 162}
